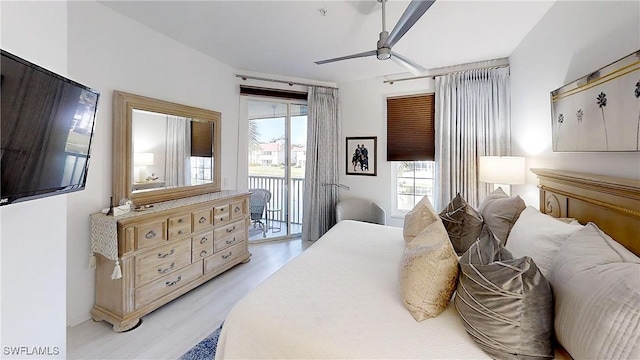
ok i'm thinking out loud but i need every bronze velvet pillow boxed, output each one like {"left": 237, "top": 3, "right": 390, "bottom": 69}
{"left": 477, "top": 188, "right": 526, "bottom": 245}
{"left": 455, "top": 227, "right": 554, "bottom": 360}
{"left": 439, "top": 193, "right": 483, "bottom": 255}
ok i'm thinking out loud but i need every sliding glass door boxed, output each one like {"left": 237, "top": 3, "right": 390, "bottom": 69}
{"left": 247, "top": 99, "right": 307, "bottom": 241}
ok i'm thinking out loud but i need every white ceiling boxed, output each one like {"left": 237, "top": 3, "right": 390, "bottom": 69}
{"left": 99, "top": 0, "right": 555, "bottom": 84}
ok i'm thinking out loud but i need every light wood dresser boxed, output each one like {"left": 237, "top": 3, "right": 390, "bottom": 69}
{"left": 90, "top": 191, "right": 251, "bottom": 332}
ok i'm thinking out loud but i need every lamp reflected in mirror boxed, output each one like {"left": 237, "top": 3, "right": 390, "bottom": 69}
{"left": 134, "top": 152, "right": 154, "bottom": 182}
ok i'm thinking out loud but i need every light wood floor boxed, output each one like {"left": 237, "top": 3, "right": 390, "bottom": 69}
{"left": 67, "top": 239, "right": 310, "bottom": 360}
{"left": 247, "top": 220, "right": 302, "bottom": 242}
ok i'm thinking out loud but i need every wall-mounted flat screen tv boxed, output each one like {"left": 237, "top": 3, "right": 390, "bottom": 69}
{"left": 1, "top": 50, "right": 100, "bottom": 206}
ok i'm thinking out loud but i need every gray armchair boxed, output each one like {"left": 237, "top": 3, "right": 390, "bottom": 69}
{"left": 249, "top": 188, "right": 271, "bottom": 237}
{"left": 336, "top": 198, "right": 386, "bottom": 225}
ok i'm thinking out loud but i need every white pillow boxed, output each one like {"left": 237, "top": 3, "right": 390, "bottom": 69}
{"left": 505, "top": 206, "right": 583, "bottom": 278}
{"left": 548, "top": 223, "right": 640, "bottom": 360}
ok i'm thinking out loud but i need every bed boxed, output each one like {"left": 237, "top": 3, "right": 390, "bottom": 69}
{"left": 215, "top": 169, "right": 640, "bottom": 359}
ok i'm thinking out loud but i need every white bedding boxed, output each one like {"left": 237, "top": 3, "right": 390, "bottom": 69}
{"left": 215, "top": 220, "right": 490, "bottom": 359}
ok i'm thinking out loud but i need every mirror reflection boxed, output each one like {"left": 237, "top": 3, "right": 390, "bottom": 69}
{"left": 131, "top": 109, "right": 215, "bottom": 193}
{"left": 112, "top": 90, "right": 221, "bottom": 206}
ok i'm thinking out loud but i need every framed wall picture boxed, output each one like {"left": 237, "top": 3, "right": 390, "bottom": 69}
{"left": 346, "top": 136, "right": 377, "bottom": 176}
{"left": 550, "top": 50, "right": 640, "bottom": 152}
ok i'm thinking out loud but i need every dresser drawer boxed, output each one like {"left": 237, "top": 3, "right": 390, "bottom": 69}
{"left": 204, "top": 241, "right": 246, "bottom": 274}
{"left": 192, "top": 209, "right": 212, "bottom": 232}
{"left": 133, "top": 221, "right": 167, "bottom": 249}
{"left": 192, "top": 246, "right": 213, "bottom": 262}
{"left": 191, "top": 231, "right": 214, "bottom": 262}
{"left": 168, "top": 214, "right": 192, "bottom": 239}
{"left": 191, "top": 231, "right": 214, "bottom": 251}
{"left": 135, "top": 238, "right": 191, "bottom": 271}
{"left": 214, "top": 228, "right": 246, "bottom": 252}
{"left": 213, "top": 204, "right": 230, "bottom": 225}
{"left": 135, "top": 249, "right": 191, "bottom": 288}
{"left": 230, "top": 200, "right": 245, "bottom": 220}
{"left": 134, "top": 261, "right": 202, "bottom": 309}
{"left": 214, "top": 220, "right": 243, "bottom": 240}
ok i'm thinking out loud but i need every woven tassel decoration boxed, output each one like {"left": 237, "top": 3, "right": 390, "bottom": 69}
{"left": 111, "top": 259, "right": 123, "bottom": 280}
{"left": 89, "top": 252, "right": 96, "bottom": 269}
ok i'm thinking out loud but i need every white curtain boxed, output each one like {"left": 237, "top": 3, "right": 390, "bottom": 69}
{"left": 302, "top": 86, "right": 340, "bottom": 241}
{"left": 165, "top": 115, "right": 192, "bottom": 188}
{"left": 435, "top": 67, "right": 511, "bottom": 208}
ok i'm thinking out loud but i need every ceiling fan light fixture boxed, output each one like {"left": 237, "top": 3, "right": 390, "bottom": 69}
{"left": 313, "top": 0, "right": 434, "bottom": 72}
{"left": 377, "top": 48, "right": 391, "bottom": 60}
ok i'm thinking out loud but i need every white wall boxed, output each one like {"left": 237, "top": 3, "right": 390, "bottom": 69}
{"left": 64, "top": 1, "right": 242, "bottom": 326}
{"left": 0, "top": 2, "right": 68, "bottom": 358}
{"left": 510, "top": 1, "right": 640, "bottom": 206}
{"left": 338, "top": 77, "right": 436, "bottom": 228}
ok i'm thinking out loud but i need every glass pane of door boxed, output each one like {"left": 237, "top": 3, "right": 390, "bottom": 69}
{"left": 289, "top": 104, "right": 307, "bottom": 236}
{"left": 248, "top": 99, "right": 305, "bottom": 241}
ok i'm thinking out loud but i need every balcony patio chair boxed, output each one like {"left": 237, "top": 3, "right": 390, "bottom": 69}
{"left": 249, "top": 188, "right": 271, "bottom": 238}
{"left": 336, "top": 198, "right": 386, "bottom": 225}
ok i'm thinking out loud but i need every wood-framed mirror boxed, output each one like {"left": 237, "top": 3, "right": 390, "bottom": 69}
{"left": 112, "top": 90, "right": 221, "bottom": 206}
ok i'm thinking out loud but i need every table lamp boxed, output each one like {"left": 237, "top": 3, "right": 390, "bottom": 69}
{"left": 478, "top": 156, "right": 525, "bottom": 196}
{"left": 134, "top": 152, "right": 154, "bottom": 182}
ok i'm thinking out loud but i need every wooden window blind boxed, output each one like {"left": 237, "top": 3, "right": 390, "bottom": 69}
{"left": 386, "top": 93, "right": 435, "bottom": 161}
{"left": 191, "top": 121, "right": 213, "bottom": 157}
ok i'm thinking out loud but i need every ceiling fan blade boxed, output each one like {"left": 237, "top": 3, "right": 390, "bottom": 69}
{"left": 384, "top": 0, "right": 436, "bottom": 49}
{"left": 391, "top": 52, "right": 427, "bottom": 75}
{"left": 314, "top": 50, "right": 377, "bottom": 65}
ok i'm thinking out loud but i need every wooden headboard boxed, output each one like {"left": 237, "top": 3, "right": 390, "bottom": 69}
{"left": 531, "top": 168, "right": 640, "bottom": 256}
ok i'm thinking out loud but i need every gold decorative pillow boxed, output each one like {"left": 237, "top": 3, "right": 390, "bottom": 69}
{"left": 403, "top": 195, "right": 440, "bottom": 243}
{"left": 400, "top": 218, "right": 459, "bottom": 321}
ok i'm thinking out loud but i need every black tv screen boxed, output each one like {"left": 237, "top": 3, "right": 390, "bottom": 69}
{"left": 1, "top": 50, "right": 100, "bottom": 206}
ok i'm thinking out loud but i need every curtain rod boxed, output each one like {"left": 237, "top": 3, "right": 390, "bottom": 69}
{"left": 383, "top": 58, "right": 509, "bottom": 84}
{"left": 235, "top": 74, "right": 338, "bottom": 89}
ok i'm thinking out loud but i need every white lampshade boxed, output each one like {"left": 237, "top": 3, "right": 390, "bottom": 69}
{"left": 134, "top": 152, "right": 154, "bottom": 166}
{"left": 478, "top": 156, "right": 525, "bottom": 184}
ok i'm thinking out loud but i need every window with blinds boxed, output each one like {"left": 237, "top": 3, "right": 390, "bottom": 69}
{"left": 191, "top": 121, "right": 213, "bottom": 157}
{"left": 386, "top": 93, "right": 435, "bottom": 161}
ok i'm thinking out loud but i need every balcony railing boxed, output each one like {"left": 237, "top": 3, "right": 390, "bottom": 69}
{"left": 248, "top": 176, "right": 304, "bottom": 225}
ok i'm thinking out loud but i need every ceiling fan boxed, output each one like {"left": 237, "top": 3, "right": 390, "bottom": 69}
{"left": 314, "top": 0, "right": 436, "bottom": 75}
